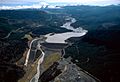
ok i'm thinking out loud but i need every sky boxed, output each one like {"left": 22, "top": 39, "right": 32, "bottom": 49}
{"left": 0, "top": 0, "right": 120, "bottom": 5}
{"left": 0, "top": 0, "right": 120, "bottom": 10}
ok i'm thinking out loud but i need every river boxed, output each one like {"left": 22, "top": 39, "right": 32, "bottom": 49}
{"left": 45, "top": 17, "right": 88, "bottom": 43}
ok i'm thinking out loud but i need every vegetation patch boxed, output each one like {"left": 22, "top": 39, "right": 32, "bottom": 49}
{"left": 43, "top": 53, "right": 61, "bottom": 70}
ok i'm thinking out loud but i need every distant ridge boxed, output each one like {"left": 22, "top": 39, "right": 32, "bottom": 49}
{"left": 0, "top": 1, "right": 120, "bottom": 10}
{"left": 0, "top": 2, "right": 61, "bottom": 10}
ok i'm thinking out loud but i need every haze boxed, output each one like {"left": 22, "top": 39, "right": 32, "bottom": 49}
{"left": 0, "top": 0, "right": 120, "bottom": 6}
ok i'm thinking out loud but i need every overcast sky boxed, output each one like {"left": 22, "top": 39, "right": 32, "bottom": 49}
{"left": 0, "top": 0, "right": 120, "bottom": 5}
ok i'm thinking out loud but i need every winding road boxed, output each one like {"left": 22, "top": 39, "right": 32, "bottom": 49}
{"left": 30, "top": 41, "right": 45, "bottom": 82}
{"left": 25, "top": 16, "right": 89, "bottom": 82}
{"left": 24, "top": 38, "right": 45, "bottom": 82}
{"left": 2, "top": 26, "right": 24, "bottom": 39}
{"left": 24, "top": 38, "right": 38, "bottom": 66}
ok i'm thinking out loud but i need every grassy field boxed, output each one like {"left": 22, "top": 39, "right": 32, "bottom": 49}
{"left": 43, "top": 53, "right": 61, "bottom": 70}
{"left": 18, "top": 52, "right": 61, "bottom": 82}
{"left": 18, "top": 57, "right": 39, "bottom": 82}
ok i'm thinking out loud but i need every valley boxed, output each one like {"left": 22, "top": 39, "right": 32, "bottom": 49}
{"left": 0, "top": 5, "right": 120, "bottom": 82}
